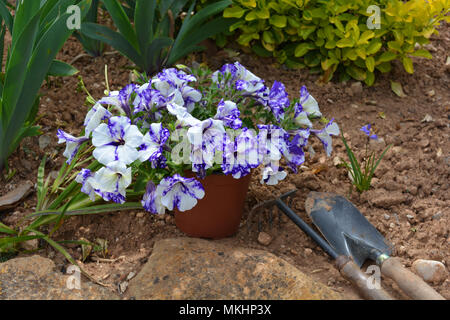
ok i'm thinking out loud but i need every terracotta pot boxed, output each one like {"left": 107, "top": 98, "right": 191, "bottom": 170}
{"left": 174, "top": 173, "right": 252, "bottom": 239}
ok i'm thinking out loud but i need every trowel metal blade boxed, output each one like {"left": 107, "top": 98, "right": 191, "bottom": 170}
{"left": 306, "top": 192, "right": 392, "bottom": 267}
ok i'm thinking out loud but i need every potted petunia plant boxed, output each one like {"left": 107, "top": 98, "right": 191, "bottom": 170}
{"left": 56, "top": 62, "right": 340, "bottom": 238}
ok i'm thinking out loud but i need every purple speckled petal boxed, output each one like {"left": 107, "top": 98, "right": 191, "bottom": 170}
{"left": 57, "top": 129, "right": 88, "bottom": 164}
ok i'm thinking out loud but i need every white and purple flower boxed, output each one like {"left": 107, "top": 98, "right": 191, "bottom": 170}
{"left": 138, "top": 123, "right": 170, "bottom": 168}
{"left": 88, "top": 161, "right": 132, "bottom": 204}
{"left": 214, "top": 100, "right": 242, "bottom": 129}
{"left": 84, "top": 103, "right": 112, "bottom": 137}
{"left": 267, "top": 81, "right": 289, "bottom": 121}
{"left": 256, "top": 124, "right": 287, "bottom": 164}
{"left": 98, "top": 84, "right": 137, "bottom": 117}
{"left": 188, "top": 119, "right": 226, "bottom": 174}
{"left": 261, "top": 164, "right": 287, "bottom": 185}
{"left": 299, "top": 86, "right": 322, "bottom": 118}
{"left": 141, "top": 181, "right": 165, "bottom": 214}
{"left": 312, "top": 119, "right": 340, "bottom": 156}
{"left": 92, "top": 116, "right": 143, "bottom": 165}
{"left": 57, "top": 130, "right": 88, "bottom": 164}
{"left": 222, "top": 128, "right": 259, "bottom": 179}
{"left": 282, "top": 129, "right": 310, "bottom": 172}
{"left": 158, "top": 174, "right": 205, "bottom": 212}
{"left": 75, "top": 168, "right": 97, "bottom": 201}
{"left": 212, "top": 62, "right": 267, "bottom": 96}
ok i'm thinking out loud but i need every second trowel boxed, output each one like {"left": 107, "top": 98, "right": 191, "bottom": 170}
{"left": 305, "top": 192, "right": 444, "bottom": 300}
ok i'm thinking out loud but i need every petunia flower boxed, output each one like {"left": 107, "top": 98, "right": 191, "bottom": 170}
{"left": 152, "top": 68, "right": 196, "bottom": 92}
{"left": 88, "top": 161, "right": 132, "bottom": 204}
{"left": 299, "top": 86, "right": 322, "bottom": 118}
{"left": 158, "top": 174, "right": 205, "bottom": 212}
{"left": 167, "top": 103, "right": 201, "bottom": 127}
{"left": 57, "top": 129, "right": 88, "bottom": 164}
{"left": 187, "top": 119, "right": 226, "bottom": 174}
{"left": 282, "top": 129, "right": 310, "bottom": 172}
{"left": 214, "top": 100, "right": 242, "bottom": 129}
{"left": 360, "top": 124, "right": 378, "bottom": 140}
{"left": 92, "top": 116, "right": 143, "bottom": 165}
{"left": 75, "top": 168, "right": 96, "bottom": 201}
{"left": 133, "top": 86, "right": 167, "bottom": 115}
{"left": 212, "top": 62, "right": 266, "bottom": 95}
{"left": 267, "top": 81, "right": 289, "bottom": 122}
{"left": 141, "top": 181, "right": 165, "bottom": 214}
{"left": 98, "top": 84, "right": 137, "bottom": 118}
{"left": 293, "top": 103, "right": 313, "bottom": 128}
{"left": 260, "top": 164, "right": 287, "bottom": 185}
{"left": 256, "top": 124, "right": 286, "bottom": 165}
{"left": 180, "top": 85, "right": 202, "bottom": 113}
{"left": 83, "top": 103, "right": 112, "bottom": 137}
{"left": 311, "top": 119, "right": 340, "bottom": 156}
{"left": 138, "top": 123, "right": 170, "bottom": 168}
{"left": 222, "top": 128, "right": 259, "bottom": 179}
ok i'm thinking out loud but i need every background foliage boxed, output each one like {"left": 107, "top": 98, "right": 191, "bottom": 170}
{"left": 201, "top": 0, "right": 449, "bottom": 84}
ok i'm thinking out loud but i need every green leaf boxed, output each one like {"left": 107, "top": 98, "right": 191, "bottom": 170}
{"left": 2, "top": 13, "right": 41, "bottom": 125}
{"left": 402, "top": 56, "right": 414, "bottom": 73}
{"left": 410, "top": 49, "right": 432, "bottom": 59}
{"left": 365, "top": 56, "right": 375, "bottom": 72}
{"left": 102, "top": 0, "right": 138, "bottom": 51}
{"left": 81, "top": 22, "right": 143, "bottom": 67}
{"left": 336, "top": 37, "right": 354, "bottom": 48}
{"left": 223, "top": 5, "right": 246, "bottom": 18}
{"left": 375, "top": 62, "right": 390, "bottom": 74}
{"left": 169, "top": 16, "right": 233, "bottom": 66}
{"left": 346, "top": 65, "right": 366, "bottom": 81}
{"left": 366, "top": 39, "right": 382, "bottom": 55}
{"left": 48, "top": 60, "right": 79, "bottom": 77}
{"left": 269, "top": 15, "right": 287, "bottom": 28}
{"left": 365, "top": 71, "right": 375, "bottom": 86}
{"left": 357, "top": 30, "right": 374, "bottom": 45}
{"left": 294, "top": 42, "right": 313, "bottom": 57}
{"left": 252, "top": 44, "right": 272, "bottom": 57}
{"left": 134, "top": 0, "right": 156, "bottom": 53}
{"left": 377, "top": 51, "right": 397, "bottom": 63}
{"left": 390, "top": 81, "right": 407, "bottom": 97}
{"left": 0, "top": 221, "right": 16, "bottom": 235}
{"left": 0, "top": 0, "right": 13, "bottom": 32}
{"left": 34, "top": 202, "right": 143, "bottom": 217}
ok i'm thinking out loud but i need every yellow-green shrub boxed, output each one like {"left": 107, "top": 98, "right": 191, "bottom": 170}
{"left": 200, "top": 0, "right": 449, "bottom": 84}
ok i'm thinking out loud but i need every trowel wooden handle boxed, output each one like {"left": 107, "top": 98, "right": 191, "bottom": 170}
{"left": 380, "top": 257, "right": 445, "bottom": 300}
{"left": 336, "top": 256, "right": 394, "bottom": 300}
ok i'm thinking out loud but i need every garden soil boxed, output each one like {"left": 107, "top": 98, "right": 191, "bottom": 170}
{"left": 0, "top": 23, "right": 448, "bottom": 300}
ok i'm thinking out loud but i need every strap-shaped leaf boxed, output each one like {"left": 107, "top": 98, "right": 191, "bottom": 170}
{"left": 37, "top": 0, "right": 73, "bottom": 41}
{"left": 48, "top": 59, "right": 79, "bottom": 77}
{"left": 146, "top": 37, "right": 173, "bottom": 75}
{"left": 3, "top": 0, "right": 92, "bottom": 160}
{"left": 102, "top": 0, "right": 139, "bottom": 51}
{"left": 134, "top": 0, "right": 156, "bottom": 51}
{"left": 0, "top": 0, "right": 12, "bottom": 32}
{"left": 10, "top": 0, "right": 41, "bottom": 47}
{"left": 81, "top": 22, "right": 143, "bottom": 67}
{"left": 176, "top": 0, "right": 231, "bottom": 43}
{"left": 169, "top": 17, "right": 233, "bottom": 65}
{"left": 2, "top": 13, "right": 41, "bottom": 125}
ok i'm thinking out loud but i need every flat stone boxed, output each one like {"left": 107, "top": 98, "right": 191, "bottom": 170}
{"left": 128, "top": 238, "right": 342, "bottom": 300}
{"left": 412, "top": 259, "right": 448, "bottom": 284}
{"left": 0, "top": 181, "right": 33, "bottom": 211}
{"left": 0, "top": 255, "right": 118, "bottom": 300}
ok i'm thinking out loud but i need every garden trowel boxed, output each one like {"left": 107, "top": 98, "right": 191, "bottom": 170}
{"left": 305, "top": 192, "right": 445, "bottom": 300}
{"left": 271, "top": 190, "right": 393, "bottom": 300}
